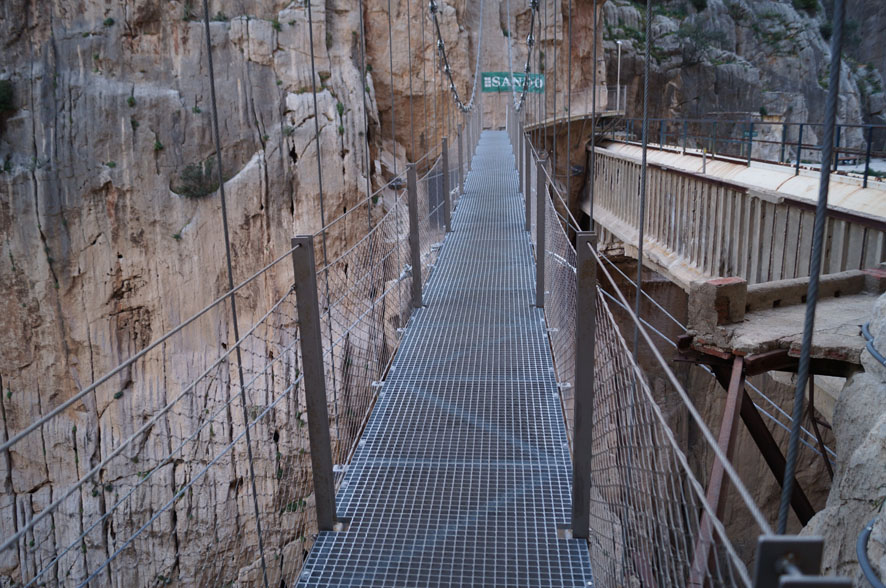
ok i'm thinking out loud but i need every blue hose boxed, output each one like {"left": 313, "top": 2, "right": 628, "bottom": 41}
{"left": 858, "top": 516, "right": 886, "bottom": 588}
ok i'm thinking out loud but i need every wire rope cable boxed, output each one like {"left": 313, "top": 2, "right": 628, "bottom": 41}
{"left": 777, "top": 0, "right": 846, "bottom": 535}
{"left": 201, "top": 2, "right": 269, "bottom": 584}
{"left": 428, "top": 0, "right": 485, "bottom": 112}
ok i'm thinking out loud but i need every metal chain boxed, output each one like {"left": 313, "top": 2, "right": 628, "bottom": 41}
{"left": 428, "top": 0, "right": 485, "bottom": 112}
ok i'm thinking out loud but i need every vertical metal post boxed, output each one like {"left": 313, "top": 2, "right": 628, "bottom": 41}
{"left": 519, "top": 129, "right": 524, "bottom": 197}
{"left": 682, "top": 119, "right": 688, "bottom": 154}
{"left": 442, "top": 137, "right": 452, "bottom": 232}
{"left": 535, "top": 158, "right": 546, "bottom": 308}
{"left": 747, "top": 121, "right": 754, "bottom": 166}
{"left": 864, "top": 125, "right": 873, "bottom": 188}
{"left": 525, "top": 136, "right": 532, "bottom": 232}
{"left": 458, "top": 130, "right": 464, "bottom": 196}
{"left": 466, "top": 119, "right": 472, "bottom": 170}
{"left": 712, "top": 121, "right": 718, "bottom": 156}
{"left": 572, "top": 231, "right": 597, "bottom": 539}
{"left": 406, "top": 164, "right": 423, "bottom": 308}
{"left": 833, "top": 124, "right": 841, "bottom": 171}
{"left": 795, "top": 123, "right": 804, "bottom": 176}
{"left": 291, "top": 236, "right": 336, "bottom": 532}
{"left": 659, "top": 119, "right": 665, "bottom": 148}
{"left": 780, "top": 123, "right": 788, "bottom": 163}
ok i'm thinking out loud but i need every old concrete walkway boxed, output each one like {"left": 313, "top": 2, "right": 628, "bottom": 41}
{"left": 295, "top": 131, "right": 594, "bottom": 587}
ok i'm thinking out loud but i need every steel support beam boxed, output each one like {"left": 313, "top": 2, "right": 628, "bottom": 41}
{"left": 572, "top": 232, "right": 597, "bottom": 539}
{"left": 536, "top": 158, "right": 546, "bottom": 308}
{"left": 442, "top": 137, "right": 452, "bottom": 232}
{"left": 291, "top": 236, "right": 336, "bottom": 531}
{"left": 525, "top": 135, "right": 532, "bottom": 232}
{"left": 407, "top": 164, "right": 423, "bottom": 308}
{"left": 689, "top": 355, "right": 745, "bottom": 585}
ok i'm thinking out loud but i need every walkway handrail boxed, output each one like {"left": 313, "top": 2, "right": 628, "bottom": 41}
{"left": 609, "top": 116, "right": 886, "bottom": 188}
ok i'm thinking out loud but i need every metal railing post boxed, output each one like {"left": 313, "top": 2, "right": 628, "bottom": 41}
{"left": 442, "top": 137, "right": 452, "bottom": 232}
{"left": 747, "top": 121, "right": 754, "bottom": 166}
{"left": 525, "top": 136, "right": 532, "bottom": 232}
{"left": 518, "top": 130, "right": 524, "bottom": 196}
{"left": 712, "top": 121, "right": 718, "bottom": 156}
{"left": 682, "top": 119, "right": 688, "bottom": 154}
{"left": 406, "top": 164, "right": 423, "bottom": 308}
{"left": 780, "top": 123, "right": 788, "bottom": 163}
{"left": 535, "top": 158, "right": 546, "bottom": 308}
{"left": 572, "top": 231, "right": 597, "bottom": 539}
{"left": 659, "top": 119, "right": 666, "bottom": 148}
{"left": 795, "top": 123, "right": 804, "bottom": 176}
{"left": 833, "top": 124, "right": 841, "bottom": 171}
{"left": 458, "top": 129, "right": 464, "bottom": 195}
{"left": 466, "top": 119, "right": 472, "bottom": 169}
{"left": 864, "top": 125, "right": 873, "bottom": 188}
{"left": 291, "top": 236, "right": 336, "bottom": 532}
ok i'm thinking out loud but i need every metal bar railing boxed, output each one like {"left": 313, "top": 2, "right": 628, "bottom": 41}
{"left": 510, "top": 99, "right": 852, "bottom": 587}
{"left": 607, "top": 117, "right": 886, "bottom": 182}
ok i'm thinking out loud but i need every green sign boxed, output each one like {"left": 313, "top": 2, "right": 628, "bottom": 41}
{"left": 481, "top": 72, "right": 545, "bottom": 93}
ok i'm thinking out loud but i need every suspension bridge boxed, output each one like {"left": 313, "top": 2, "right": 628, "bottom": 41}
{"left": 1, "top": 0, "right": 882, "bottom": 586}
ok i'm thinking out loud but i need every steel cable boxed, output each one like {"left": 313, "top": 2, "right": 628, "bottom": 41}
{"left": 777, "top": 0, "right": 845, "bottom": 535}
{"left": 201, "top": 2, "right": 269, "bottom": 583}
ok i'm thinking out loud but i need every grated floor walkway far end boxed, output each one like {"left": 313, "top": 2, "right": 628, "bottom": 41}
{"left": 295, "top": 131, "right": 594, "bottom": 587}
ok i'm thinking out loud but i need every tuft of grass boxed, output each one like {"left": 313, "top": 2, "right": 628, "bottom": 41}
{"left": 175, "top": 160, "right": 220, "bottom": 198}
{"left": 272, "top": 18, "right": 281, "bottom": 32}
{"left": 106, "top": 161, "right": 117, "bottom": 168}
{"left": 337, "top": 125, "right": 344, "bottom": 135}
{"left": 130, "top": 118, "right": 139, "bottom": 130}
{"left": 103, "top": 17, "right": 115, "bottom": 27}
{"left": 336, "top": 101, "right": 344, "bottom": 117}
{"left": 153, "top": 140, "right": 164, "bottom": 151}
{"left": 127, "top": 95, "right": 136, "bottom": 108}
{"left": 192, "top": 105, "right": 201, "bottom": 113}
{"left": 283, "top": 125, "right": 295, "bottom": 136}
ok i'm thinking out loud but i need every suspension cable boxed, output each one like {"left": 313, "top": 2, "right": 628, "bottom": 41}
{"left": 307, "top": 0, "right": 340, "bottom": 464}
{"left": 407, "top": 0, "right": 416, "bottom": 156}
{"left": 588, "top": 0, "right": 598, "bottom": 227}
{"left": 566, "top": 0, "right": 573, "bottom": 199}
{"left": 358, "top": 0, "right": 373, "bottom": 231}
{"left": 428, "top": 0, "right": 485, "bottom": 112}
{"left": 777, "top": 0, "right": 846, "bottom": 535}
{"left": 201, "top": 0, "right": 269, "bottom": 584}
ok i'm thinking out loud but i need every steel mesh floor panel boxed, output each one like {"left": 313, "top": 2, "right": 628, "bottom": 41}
{"left": 295, "top": 131, "right": 593, "bottom": 587}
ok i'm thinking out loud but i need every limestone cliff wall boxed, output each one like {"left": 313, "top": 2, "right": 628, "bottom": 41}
{"left": 602, "top": 0, "right": 886, "bottom": 148}
{"left": 0, "top": 0, "right": 477, "bottom": 584}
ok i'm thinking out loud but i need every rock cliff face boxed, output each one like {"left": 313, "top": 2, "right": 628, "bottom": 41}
{"left": 2, "top": 0, "right": 885, "bottom": 584}
{"left": 803, "top": 292, "right": 886, "bottom": 583}
{"left": 0, "top": 0, "right": 478, "bottom": 584}
{"left": 602, "top": 0, "right": 886, "bottom": 147}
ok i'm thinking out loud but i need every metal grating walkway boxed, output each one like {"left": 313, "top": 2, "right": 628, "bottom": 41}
{"left": 296, "top": 131, "right": 594, "bottom": 587}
